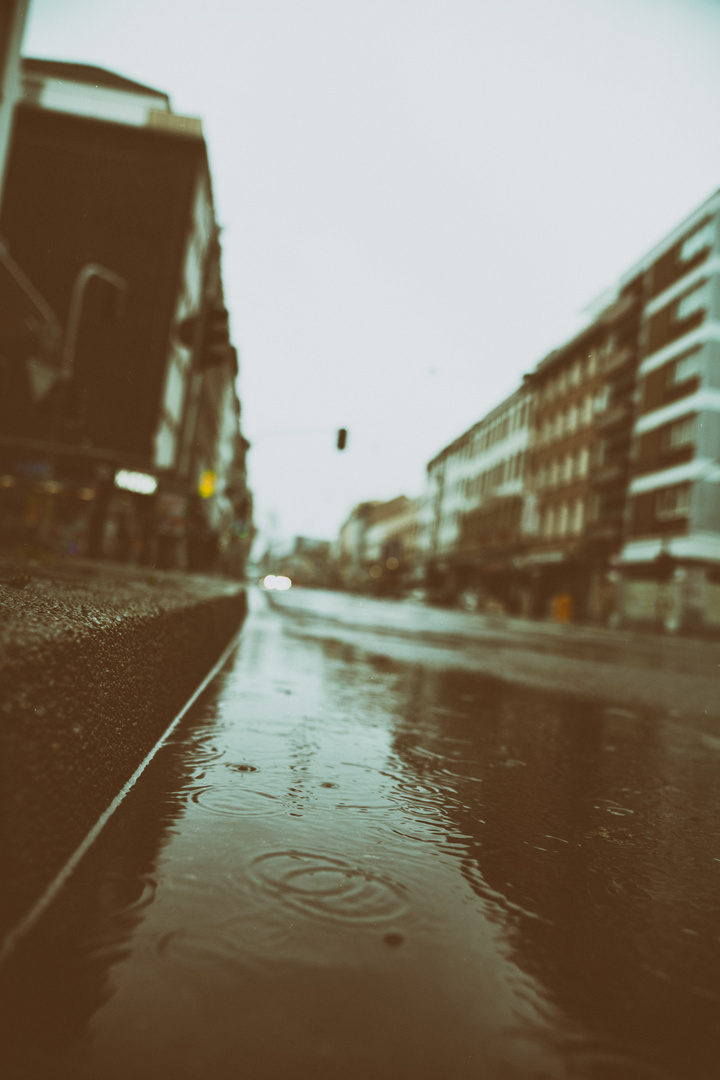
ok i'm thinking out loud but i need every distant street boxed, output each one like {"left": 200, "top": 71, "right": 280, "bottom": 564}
{"left": 268, "top": 587, "right": 720, "bottom": 721}
{"left": 2, "top": 586, "right": 720, "bottom": 1080}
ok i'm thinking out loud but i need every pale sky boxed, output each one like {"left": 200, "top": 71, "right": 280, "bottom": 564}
{"left": 23, "top": 0, "right": 720, "bottom": 548}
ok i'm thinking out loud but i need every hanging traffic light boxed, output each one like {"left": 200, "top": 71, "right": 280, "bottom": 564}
{"left": 198, "top": 304, "right": 231, "bottom": 369}
{"left": 337, "top": 428, "right": 348, "bottom": 450}
{"left": 176, "top": 313, "right": 199, "bottom": 347}
{"left": 176, "top": 304, "right": 233, "bottom": 369}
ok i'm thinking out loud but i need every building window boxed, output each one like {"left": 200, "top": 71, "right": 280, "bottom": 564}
{"left": 567, "top": 403, "right": 578, "bottom": 433}
{"left": 670, "top": 349, "right": 701, "bottom": 385}
{"left": 676, "top": 281, "right": 709, "bottom": 321}
{"left": 680, "top": 221, "right": 715, "bottom": 263}
{"left": 558, "top": 502, "right": 569, "bottom": 536}
{"left": 587, "top": 352, "right": 598, "bottom": 377}
{"left": 594, "top": 386, "right": 609, "bottom": 414}
{"left": 550, "top": 459, "right": 559, "bottom": 487}
{"left": 155, "top": 422, "right": 176, "bottom": 469}
{"left": 563, "top": 453, "right": 574, "bottom": 483}
{"left": 581, "top": 394, "right": 593, "bottom": 426}
{"left": 571, "top": 499, "right": 584, "bottom": 535}
{"left": 662, "top": 416, "right": 695, "bottom": 449}
{"left": 577, "top": 445, "right": 589, "bottom": 478}
{"left": 544, "top": 506, "right": 555, "bottom": 537}
{"left": 656, "top": 485, "right": 691, "bottom": 520}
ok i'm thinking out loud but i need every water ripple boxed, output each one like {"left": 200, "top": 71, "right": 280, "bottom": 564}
{"left": 179, "top": 742, "right": 225, "bottom": 766}
{"left": 248, "top": 850, "right": 409, "bottom": 923}
{"left": 190, "top": 785, "right": 283, "bottom": 817}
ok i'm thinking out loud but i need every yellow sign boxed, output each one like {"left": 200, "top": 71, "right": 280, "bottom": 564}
{"left": 198, "top": 470, "right": 216, "bottom": 498}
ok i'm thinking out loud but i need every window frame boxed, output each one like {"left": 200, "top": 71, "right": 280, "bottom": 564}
{"left": 655, "top": 484, "right": 691, "bottom": 520}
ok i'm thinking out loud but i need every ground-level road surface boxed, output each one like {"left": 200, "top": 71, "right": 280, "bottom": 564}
{"left": 2, "top": 587, "right": 719, "bottom": 1080}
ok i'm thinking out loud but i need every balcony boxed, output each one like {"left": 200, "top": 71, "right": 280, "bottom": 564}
{"left": 601, "top": 346, "right": 634, "bottom": 376}
{"left": 604, "top": 291, "right": 639, "bottom": 325}
{"left": 592, "top": 462, "right": 626, "bottom": 486}
{"left": 584, "top": 521, "right": 621, "bottom": 542}
{"left": 595, "top": 401, "right": 633, "bottom": 430}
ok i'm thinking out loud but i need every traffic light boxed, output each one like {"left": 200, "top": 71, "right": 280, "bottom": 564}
{"left": 176, "top": 313, "right": 199, "bottom": 347}
{"left": 337, "top": 428, "right": 348, "bottom": 451}
{"left": 198, "top": 304, "right": 231, "bottom": 369}
{"left": 176, "top": 305, "right": 233, "bottom": 369}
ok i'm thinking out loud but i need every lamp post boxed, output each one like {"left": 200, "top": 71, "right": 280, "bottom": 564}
{"left": 53, "top": 263, "right": 127, "bottom": 443}
{"left": 61, "top": 263, "right": 127, "bottom": 380}
{"left": 51, "top": 264, "right": 127, "bottom": 556}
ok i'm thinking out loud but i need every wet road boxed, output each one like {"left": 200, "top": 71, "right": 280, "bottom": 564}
{"left": 2, "top": 588, "right": 720, "bottom": 1079}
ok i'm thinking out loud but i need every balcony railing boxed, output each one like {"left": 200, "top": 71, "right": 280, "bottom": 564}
{"left": 592, "top": 462, "right": 626, "bottom": 485}
{"left": 584, "top": 521, "right": 621, "bottom": 542}
{"left": 601, "top": 346, "right": 634, "bottom": 375}
{"left": 595, "top": 401, "right": 633, "bottom": 429}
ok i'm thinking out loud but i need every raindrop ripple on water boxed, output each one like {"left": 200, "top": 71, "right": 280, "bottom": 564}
{"left": 248, "top": 850, "right": 409, "bottom": 922}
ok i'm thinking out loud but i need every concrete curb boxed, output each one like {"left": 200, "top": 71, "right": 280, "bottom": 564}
{"left": 0, "top": 561, "right": 247, "bottom": 938}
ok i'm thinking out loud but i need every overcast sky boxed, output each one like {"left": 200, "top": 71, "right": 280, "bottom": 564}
{"left": 23, "top": 0, "right": 720, "bottom": 549}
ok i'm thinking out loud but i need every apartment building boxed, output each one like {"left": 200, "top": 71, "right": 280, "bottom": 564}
{"left": 363, "top": 495, "right": 419, "bottom": 594}
{"left": 522, "top": 281, "right": 642, "bottom": 619}
{"left": 335, "top": 501, "right": 377, "bottom": 590}
{"left": 336, "top": 496, "right": 419, "bottom": 594}
{"left": 0, "top": 59, "right": 250, "bottom": 568}
{"left": 0, "top": 1, "right": 28, "bottom": 203}
{"left": 619, "top": 192, "right": 720, "bottom": 631}
{"left": 420, "top": 386, "right": 533, "bottom": 608}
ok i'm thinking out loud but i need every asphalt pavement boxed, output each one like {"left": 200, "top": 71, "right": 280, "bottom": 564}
{"left": 1, "top": 585, "right": 719, "bottom": 1080}
{"left": 268, "top": 586, "right": 720, "bottom": 724}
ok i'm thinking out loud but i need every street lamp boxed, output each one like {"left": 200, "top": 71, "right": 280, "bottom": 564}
{"left": 61, "top": 262, "right": 127, "bottom": 381}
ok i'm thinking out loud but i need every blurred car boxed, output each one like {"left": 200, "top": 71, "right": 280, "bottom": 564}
{"left": 260, "top": 574, "right": 292, "bottom": 591}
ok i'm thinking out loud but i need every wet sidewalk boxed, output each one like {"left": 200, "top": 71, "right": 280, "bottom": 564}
{"left": 0, "top": 555, "right": 246, "bottom": 940}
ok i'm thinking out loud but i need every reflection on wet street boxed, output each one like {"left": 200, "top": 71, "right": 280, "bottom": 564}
{"left": 2, "top": 589, "right": 720, "bottom": 1079}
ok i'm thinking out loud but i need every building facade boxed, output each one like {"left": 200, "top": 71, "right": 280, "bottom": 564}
{"left": 0, "top": 0, "right": 28, "bottom": 204}
{"left": 336, "top": 496, "right": 419, "bottom": 594}
{"left": 522, "top": 282, "right": 642, "bottom": 619}
{"left": 619, "top": 194, "right": 720, "bottom": 631}
{"left": 420, "top": 386, "right": 533, "bottom": 609}
{"left": 0, "top": 59, "right": 251, "bottom": 572}
{"left": 345, "top": 187, "right": 720, "bottom": 634}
